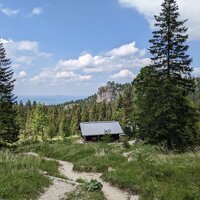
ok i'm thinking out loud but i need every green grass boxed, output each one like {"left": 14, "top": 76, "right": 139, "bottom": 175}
{"left": 65, "top": 186, "right": 104, "bottom": 200}
{"left": 0, "top": 150, "right": 60, "bottom": 200}
{"left": 17, "top": 142, "right": 126, "bottom": 172}
{"left": 17, "top": 141, "right": 200, "bottom": 200}
{"left": 103, "top": 151, "right": 200, "bottom": 200}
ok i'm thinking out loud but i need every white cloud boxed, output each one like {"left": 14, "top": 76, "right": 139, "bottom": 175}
{"left": 83, "top": 67, "right": 104, "bottom": 73}
{"left": 1, "top": 39, "right": 38, "bottom": 53}
{"left": 18, "top": 71, "right": 27, "bottom": 79}
{"left": 31, "top": 7, "right": 43, "bottom": 16}
{"left": 107, "top": 42, "right": 139, "bottom": 57}
{"left": 16, "top": 41, "right": 39, "bottom": 52}
{"left": 58, "top": 53, "right": 93, "bottom": 70}
{"left": 57, "top": 42, "right": 150, "bottom": 74}
{"left": 2, "top": 39, "right": 150, "bottom": 95}
{"left": 15, "top": 56, "right": 34, "bottom": 65}
{"left": 32, "top": 42, "right": 150, "bottom": 85}
{"left": 1, "top": 38, "right": 93, "bottom": 89}
{"left": 118, "top": 0, "right": 200, "bottom": 40}
{"left": 1, "top": 38, "right": 52, "bottom": 68}
{"left": 110, "top": 69, "right": 136, "bottom": 80}
{"left": 31, "top": 70, "right": 92, "bottom": 84}
{"left": 30, "top": 41, "right": 149, "bottom": 86}
{"left": 55, "top": 71, "right": 92, "bottom": 81}
{"left": 0, "top": 5, "right": 19, "bottom": 16}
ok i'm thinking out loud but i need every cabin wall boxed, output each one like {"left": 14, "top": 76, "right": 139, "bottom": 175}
{"left": 83, "top": 134, "right": 119, "bottom": 142}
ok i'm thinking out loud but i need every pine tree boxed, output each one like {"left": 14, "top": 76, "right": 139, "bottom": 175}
{"left": 134, "top": 0, "right": 200, "bottom": 150}
{"left": 122, "top": 86, "right": 134, "bottom": 126}
{"left": 32, "top": 103, "right": 48, "bottom": 141}
{"left": 89, "top": 104, "right": 98, "bottom": 121}
{"left": 81, "top": 106, "right": 89, "bottom": 122}
{"left": 16, "top": 100, "right": 26, "bottom": 133}
{"left": 112, "top": 94, "right": 124, "bottom": 126}
{"left": 59, "top": 112, "right": 70, "bottom": 138}
{"left": 47, "top": 109, "right": 57, "bottom": 139}
{"left": 0, "top": 42, "right": 19, "bottom": 144}
{"left": 106, "top": 103, "right": 112, "bottom": 120}
{"left": 98, "top": 101, "right": 106, "bottom": 121}
{"left": 70, "top": 105, "right": 81, "bottom": 134}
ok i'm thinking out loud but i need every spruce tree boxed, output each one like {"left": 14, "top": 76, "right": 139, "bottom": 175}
{"left": 59, "top": 112, "right": 70, "bottom": 138}
{"left": 32, "top": 103, "right": 48, "bottom": 141}
{"left": 0, "top": 41, "right": 19, "bottom": 144}
{"left": 134, "top": 0, "right": 200, "bottom": 150}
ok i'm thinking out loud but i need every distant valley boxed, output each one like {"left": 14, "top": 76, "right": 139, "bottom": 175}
{"left": 17, "top": 95, "right": 86, "bottom": 105}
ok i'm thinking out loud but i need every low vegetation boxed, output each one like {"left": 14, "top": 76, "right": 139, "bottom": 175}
{"left": 84, "top": 179, "right": 103, "bottom": 192}
{"left": 0, "top": 150, "right": 60, "bottom": 199}
{"left": 17, "top": 141, "right": 200, "bottom": 200}
{"left": 66, "top": 185, "right": 104, "bottom": 200}
{"left": 103, "top": 144, "right": 200, "bottom": 200}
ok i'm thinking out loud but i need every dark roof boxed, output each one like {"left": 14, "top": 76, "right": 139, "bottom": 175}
{"left": 80, "top": 121, "right": 124, "bottom": 136}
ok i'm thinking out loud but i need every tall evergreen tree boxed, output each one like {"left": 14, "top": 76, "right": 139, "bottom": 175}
{"left": 16, "top": 100, "right": 26, "bottom": 133}
{"left": 112, "top": 94, "right": 124, "bottom": 124}
{"left": 122, "top": 86, "right": 134, "bottom": 126}
{"left": 59, "top": 112, "right": 70, "bottom": 138}
{"left": 89, "top": 104, "right": 98, "bottom": 121}
{"left": 32, "top": 103, "right": 48, "bottom": 141}
{"left": 98, "top": 101, "right": 107, "bottom": 121}
{"left": 134, "top": 0, "right": 200, "bottom": 150}
{"left": 0, "top": 42, "right": 19, "bottom": 144}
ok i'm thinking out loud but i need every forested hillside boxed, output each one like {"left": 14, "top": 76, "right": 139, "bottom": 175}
{"left": 15, "top": 78, "right": 200, "bottom": 142}
{"left": 15, "top": 82, "right": 134, "bottom": 141}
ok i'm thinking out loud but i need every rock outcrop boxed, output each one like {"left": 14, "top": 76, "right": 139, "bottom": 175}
{"left": 96, "top": 82, "right": 122, "bottom": 103}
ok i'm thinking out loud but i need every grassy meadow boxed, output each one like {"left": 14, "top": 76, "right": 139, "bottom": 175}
{"left": 0, "top": 150, "right": 60, "bottom": 199}
{"left": 17, "top": 140, "right": 200, "bottom": 200}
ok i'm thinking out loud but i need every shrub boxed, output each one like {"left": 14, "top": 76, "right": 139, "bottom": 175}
{"left": 101, "top": 134, "right": 111, "bottom": 143}
{"left": 84, "top": 179, "right": 103, "bottom": 192}
{"left": 123, "top": 139, "right": 130, "bottom": 149}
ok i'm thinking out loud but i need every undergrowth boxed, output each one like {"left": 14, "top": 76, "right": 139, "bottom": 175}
{"left": 0, "top": 150, "right": 60, "bottom": 199}
{"left": 17, "top": 141, "right": 200, "bottom": 200}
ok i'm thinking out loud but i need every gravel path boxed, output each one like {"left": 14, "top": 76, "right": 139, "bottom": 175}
{"left": 59, "top": 160, "right": 137, "bottom": 200}
{"left": 25, "top": 152, "right": 139, "bottom": 200}
{"left": 39, "top": 179, "right": 75, "bottom": 200}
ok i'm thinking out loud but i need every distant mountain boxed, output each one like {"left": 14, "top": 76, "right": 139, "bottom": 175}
{"left": 17, "top": 95, "right": 86, "bottom": 105}
{"left": 17, "top": 82, "right": 130, "bottom": 106}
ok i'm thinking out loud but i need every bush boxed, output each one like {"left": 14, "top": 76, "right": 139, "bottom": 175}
{"left": 84, "top": 179, "right": 103, "bottom": 192}
{"left": 101, "top": 129, "right": 112, "bottom": 143}
{"left": 18, "top": 139, "right": 41, "bottom": 147}
{"left": 123, "top": 125, "right": 134, "bottom": 138}
{"left": 123, "top": 139, "right": 130, "bottom": 149}
{"left": 0, "top": 142, "right": 9, "bottom": 149}
{"left": 101, "top": 134, "right": 111, "bottom": 143}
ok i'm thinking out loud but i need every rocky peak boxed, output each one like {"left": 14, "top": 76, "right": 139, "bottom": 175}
{"left": 96, "top": 82, "right": 122, "bottom": 103}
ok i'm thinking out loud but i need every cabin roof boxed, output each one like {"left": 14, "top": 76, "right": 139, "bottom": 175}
{"left": 80, "top": 121, "right": 124, "bottom": 136}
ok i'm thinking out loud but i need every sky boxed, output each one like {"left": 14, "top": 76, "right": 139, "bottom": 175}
{"left": 0, "top": 0, "right": 200, "bottom": 96}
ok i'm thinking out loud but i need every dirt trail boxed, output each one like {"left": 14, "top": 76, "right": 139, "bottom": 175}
{"left": 39, "top": 179, "right": 75, "bottom": 200}
{"left": 59, "top": 160, "right": 139, "bottom": 200}
{"left": 25, "top": 152, "right": 139, "bottom": 200}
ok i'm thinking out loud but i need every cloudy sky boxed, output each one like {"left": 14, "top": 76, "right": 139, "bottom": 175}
{"left": 0, "top": 0, "right": 200, "bottom": 96}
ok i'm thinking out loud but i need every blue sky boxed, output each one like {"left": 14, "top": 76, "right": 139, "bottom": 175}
{"left": 0, "top": 0, "right": 200, "bottom": 96}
